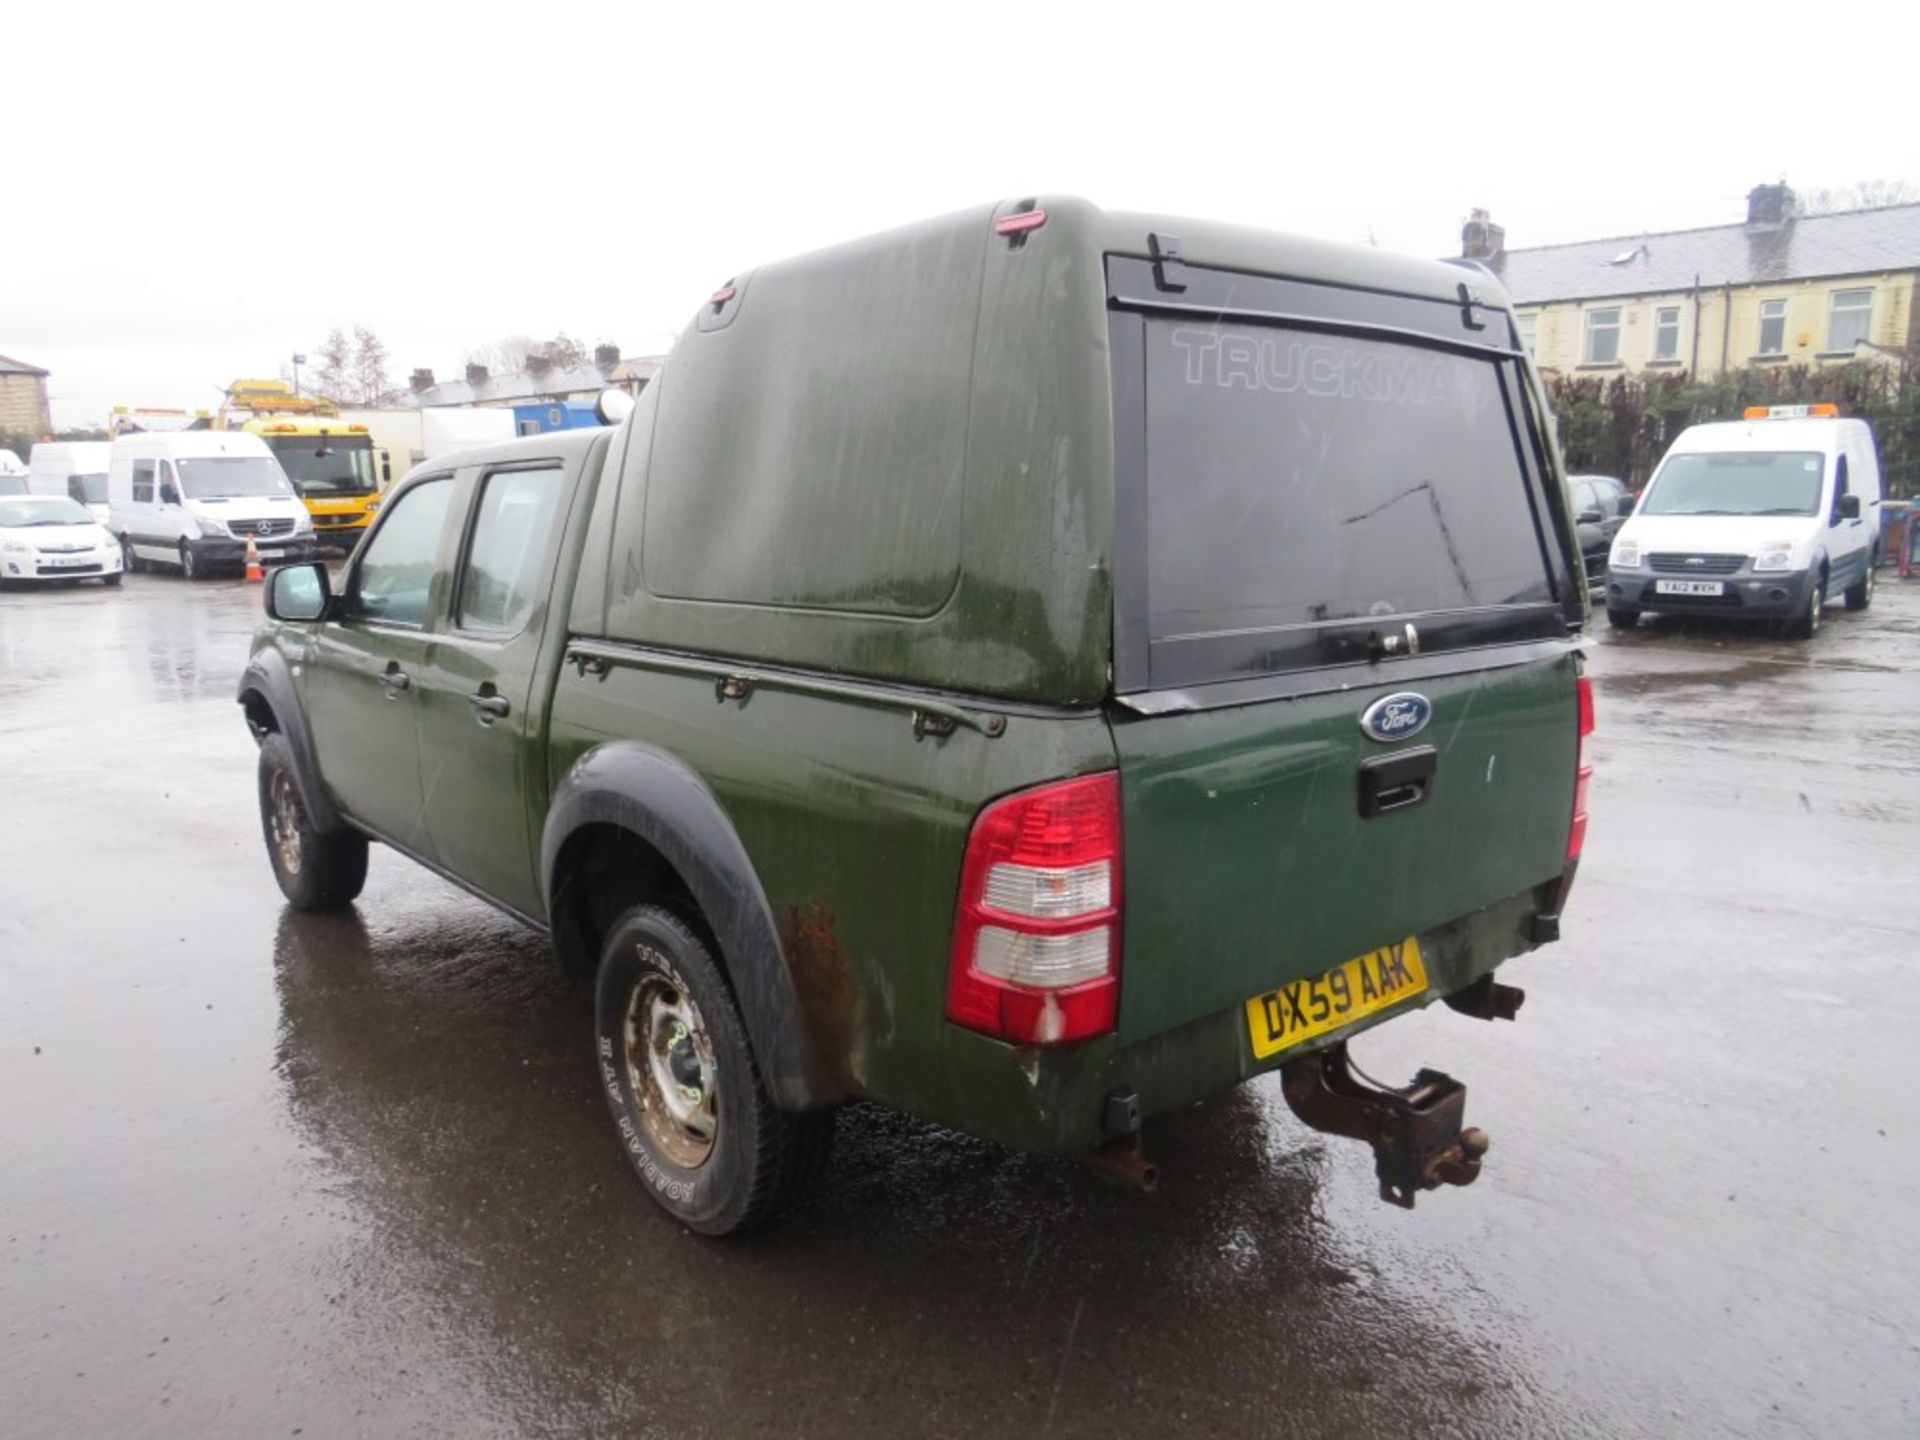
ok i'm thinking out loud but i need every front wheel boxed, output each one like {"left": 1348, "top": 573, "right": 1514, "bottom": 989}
{"left": 102, "top": 572, "right": 123, "bottom": 588}
{"left": 179, "top": 542, "right": 201, "bottom": 581}
{"left": 257, "top": 733, "right": 368, "bottom": 909}
{"left": 1785, "top": 576, "right": 1826, "bottom": 640}
{"left": 594, "top": 904, "right": 831, "bottom": 1235}
{"left": 1844, "top": 554, "right": 1875, "bottom": 611}
{"left": 1606, "top": 607, "right": 1639, "bottom": 631}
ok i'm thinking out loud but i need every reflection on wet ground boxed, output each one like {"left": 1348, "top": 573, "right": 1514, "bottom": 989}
{"left": 4, "top": 572, "right": 1919, "bottom": 1437}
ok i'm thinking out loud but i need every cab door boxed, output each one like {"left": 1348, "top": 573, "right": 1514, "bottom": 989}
{"left": 304, "top": 474, "right": 457, "bottom": 853}
{"left": 413, "top": 461, "right": 573, "bottom": 918}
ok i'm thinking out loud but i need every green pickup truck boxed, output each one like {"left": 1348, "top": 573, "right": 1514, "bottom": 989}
{"left": 239, "top": 197, "right": 1592, "bottom": 1234}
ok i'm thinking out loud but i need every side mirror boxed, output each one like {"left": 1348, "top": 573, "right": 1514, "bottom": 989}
{"left": 159, "top": 483, "right": 180, "bottom": 506}
{"left": 1836, "top": 494, "right": 1861, "bottom": 521}
{"left": 1576, "top": 508, "right": 1603, "bottom": 525}
{"left": 1616, "top": 494, "right": 1637, "bottom": 517}
{"left": 267, "top": 561, "right": 332, "bottom": 622}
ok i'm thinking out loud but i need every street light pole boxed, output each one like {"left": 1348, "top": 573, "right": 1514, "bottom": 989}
{"left": 292, "top": 352, "right": 307, "bottom": 400}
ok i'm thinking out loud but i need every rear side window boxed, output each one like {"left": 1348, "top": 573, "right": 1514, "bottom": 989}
{"left": 132, "top": 459, "right": 156, "bottom": 503}
{"left": 353, "top": 478, "right": 453, "bottom": 627}
{"left": 457, "top": 466, "right": 566, "bottom": 634}
{"left": 1138, "top": 320, "right": 1553, "bottom": 678}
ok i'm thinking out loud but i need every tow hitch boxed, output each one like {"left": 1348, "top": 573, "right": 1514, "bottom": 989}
{"left": 1280, "top": 1043, "right": 1488, "bottom": 1208}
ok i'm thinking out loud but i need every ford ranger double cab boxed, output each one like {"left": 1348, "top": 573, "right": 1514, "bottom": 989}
{"left": 239, "top": 198, "right": 1593, "bottom": 1235}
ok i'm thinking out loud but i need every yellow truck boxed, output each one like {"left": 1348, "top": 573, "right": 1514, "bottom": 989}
{"left": 220, "top": 380, "right": 382, "bottom": 547}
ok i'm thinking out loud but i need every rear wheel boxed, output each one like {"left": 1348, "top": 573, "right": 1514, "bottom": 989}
{"left": 1785, "top": 575, "right": 1825, "bottom": 640}
{"left": 1844, "top": 553, "right": 1875, "bottom": 611}
{"left": 594, "top": 904, "right": 831, "bottom": 1235}
{"left": 258, "top": 732, "right": 368, "bottom": 909}
{"left": 1606, "top": 607, "right": 1639, "bottom": 631}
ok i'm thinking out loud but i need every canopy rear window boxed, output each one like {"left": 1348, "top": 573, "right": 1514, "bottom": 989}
{"left": 1110, "top": 270, "right": 1570, "bottom": 691}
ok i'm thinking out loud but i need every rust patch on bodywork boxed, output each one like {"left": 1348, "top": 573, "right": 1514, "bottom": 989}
{"left": 778, "top": 899, "right": 863, "bottom": 1097}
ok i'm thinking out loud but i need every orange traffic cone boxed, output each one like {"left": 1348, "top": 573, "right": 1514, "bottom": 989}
{"left": 244, "top": 536, "right": 263, "bottom": 583}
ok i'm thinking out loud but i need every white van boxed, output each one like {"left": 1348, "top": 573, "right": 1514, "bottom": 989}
{"left": 28, "top": 441, "right": 113, "bottom": 522}
{"left": 1604, "top": 406, "right": 1883, "bottom": 639}
{"left": 108, "top": 431, "right": 317, "bottom": 580}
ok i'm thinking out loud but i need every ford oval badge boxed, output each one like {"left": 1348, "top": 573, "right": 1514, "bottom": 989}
{"left": 1360, "top": 692, "right": 1432, "bottom": 744}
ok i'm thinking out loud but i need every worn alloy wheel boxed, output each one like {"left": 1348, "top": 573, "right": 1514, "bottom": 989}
{"left": 594, "top": 904, "right": 832, "bottom": 1235}
{"left": 624, "top": 962, "right": 719, "bottom": 1168}
{"left": 256, "top": 732, "right": 369, "bottom": 910}
{"left": 269, "top": 769, "right": 304, "bottom": 877}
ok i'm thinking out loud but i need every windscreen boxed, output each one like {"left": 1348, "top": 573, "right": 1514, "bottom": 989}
{"left": 71, "top": 473, "right": 108, "bottom": 503}
{"left": 1144, "top": 321, "right": 1552, "bottom": 653}
{"left": 0, "top": 496, "right": 94, "bottom": 527}
{"left": 0, "top": 476, "right": 26, "bottom": 496}
{"left": 178, "top": 457, "right": 295, "bottom": 499}
{"left": 1642, "top": 451, "right": 1822, "bottom": 517}
{"left": 266, "top": 435, "right": 377, "bottom": 497}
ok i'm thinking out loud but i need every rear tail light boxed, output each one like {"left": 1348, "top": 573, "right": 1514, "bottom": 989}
{"left": 947, "top": 772, "right": 1121, "bottom": 1047}
{"left": 1568, "top": 674, "right": 1594, "bottom": 861}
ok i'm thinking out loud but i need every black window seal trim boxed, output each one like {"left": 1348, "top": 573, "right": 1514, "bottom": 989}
{"left": 447, "top": 458, "right": 567, "bottom": 641}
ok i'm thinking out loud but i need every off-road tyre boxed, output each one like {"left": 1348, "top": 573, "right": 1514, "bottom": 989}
{"left": 1844, "top": 553, "right": 1875, "bottom": 611}
{"left": 1606, "top": 607, "right": 1639, "bottom": 631}
{"left": 1785, "top": 575, "right": 1826, "bottom": 641}
{"left": 257, "top": 732, "right": 368, "bottom": 910}
{"left": 594, "top": 903, "right": 832, "bottom": 1236}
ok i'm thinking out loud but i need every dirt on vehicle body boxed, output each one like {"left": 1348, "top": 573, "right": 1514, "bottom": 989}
{"left": 240, "top": 196, "right": 1592, "bottom": 1233}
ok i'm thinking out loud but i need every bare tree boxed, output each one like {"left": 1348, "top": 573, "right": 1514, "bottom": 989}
{"left": 1799, "top": 179, "right": 1920, "bottom": 215}
{"left": 313, "top": 327, "right": 353, "bottom": 401}
{"left": 351, "top": 326, "right": 392, "bottom": 406}
{"left": 464, "top": 331, "right": 590, "bottom": 376}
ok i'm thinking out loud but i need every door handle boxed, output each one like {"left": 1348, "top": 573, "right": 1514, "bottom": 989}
{"left": 379, "top": 668, "right": 410, "bottom": 695}
{"left": 469, "top": 692, "right": 511, "bottom": 721}
{"left": 1358, "top": 745, "right": 1437, "bottom": 818}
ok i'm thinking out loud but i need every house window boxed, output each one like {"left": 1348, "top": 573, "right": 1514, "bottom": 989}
{"left": 1584, "top": 308, "right": 1621, "bottom": 364}
{"left": 1757, "top": 299, "right": 1788, "bottom": 355}
{"left": 1827, "top": 289, "right": 1873, "bottom": 352}
{"left": 1653, "top": 306, "right": 1681, "bottom": 361}
{"left": 1516, "top": 313, "right": 1537, "bottom": 355}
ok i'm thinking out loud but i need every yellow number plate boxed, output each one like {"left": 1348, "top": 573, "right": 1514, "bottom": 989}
{"left": 1243, "top": 938, "right": 1429, "bottom": 1060}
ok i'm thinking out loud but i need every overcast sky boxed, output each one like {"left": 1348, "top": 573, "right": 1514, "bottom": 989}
{"left": 8, "top": 1, "right": 1914, "bottom": 427}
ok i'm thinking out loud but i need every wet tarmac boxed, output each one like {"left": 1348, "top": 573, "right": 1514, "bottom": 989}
{"left": 4, "top": 571, "right": 1918, "bottom": 1439}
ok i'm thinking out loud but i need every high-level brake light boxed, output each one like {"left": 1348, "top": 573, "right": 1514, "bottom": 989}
{"left": 1743, "top": 403, "right": 1839, "bottom": 420}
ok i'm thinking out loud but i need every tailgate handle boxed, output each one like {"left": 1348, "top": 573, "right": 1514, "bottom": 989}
{"left": 1358, "top": 746, "right": 1436, "bottom": 818}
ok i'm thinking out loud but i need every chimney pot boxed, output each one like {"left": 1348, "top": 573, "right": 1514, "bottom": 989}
{"left": 466, "top": 363, "right": 489, "bottom": 386}
{"left": 594, "top": 343, "right": 621, "bottom": 369}
{"left": 527, "top": 353, "right": 554, "bottom": 376}
{"left": 409, "top": 368, "right": 434, "bottom": 393}
{"left": 1746, "top": 181, "right": 1796, "bottom": 227}
{"left": 1461, "top": 209, "right": 1506, "bottom": 262}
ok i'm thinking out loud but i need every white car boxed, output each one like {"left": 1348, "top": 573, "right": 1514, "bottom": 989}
{"left": 0, "top": 494, "right": 125, "bottom": 587}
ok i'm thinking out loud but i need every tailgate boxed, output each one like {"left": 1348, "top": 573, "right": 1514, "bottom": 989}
{"left": 1112, "top": 654, "right": 1577, "bottom": 1037}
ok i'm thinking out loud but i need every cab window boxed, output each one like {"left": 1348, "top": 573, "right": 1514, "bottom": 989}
{"left": 456, "top": 466, "right": 566, "bottom": 635}
{"left": 132, "top": 459, "right": 156, "bottom": 503}
{"left": 351, "top": 478, "right": 453, "bottom": 627}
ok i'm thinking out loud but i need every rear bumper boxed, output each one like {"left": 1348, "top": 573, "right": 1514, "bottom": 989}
{"left": 1606, "top": 564, "right": 1813, "bottom": 618}
{"left": 920, "top": 881, "right": 1559, "bottom": 1154}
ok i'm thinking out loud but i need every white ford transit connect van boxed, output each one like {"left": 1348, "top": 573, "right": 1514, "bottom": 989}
{"left": 28, "top": 441, "right": 113, "bottom": 522}
{"left": 1604, "top": 406, "right": 1882, "bottom": 639}
{"left": 108, "top": 432, "right": 316, "bottom": 580}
